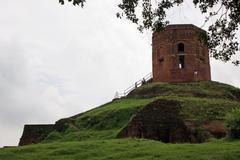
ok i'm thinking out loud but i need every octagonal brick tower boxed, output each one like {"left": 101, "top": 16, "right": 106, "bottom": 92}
{"left": 152, "top": 24, "right": 211, "bottom": 83}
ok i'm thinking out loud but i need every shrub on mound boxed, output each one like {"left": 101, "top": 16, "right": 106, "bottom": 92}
{"left": 225, "top": 109, "right": 240, "bottom": 139}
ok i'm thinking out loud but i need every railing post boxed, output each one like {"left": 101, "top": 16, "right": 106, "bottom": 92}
{"left": 114, "top": 72, "right": 153, "bottom": 98}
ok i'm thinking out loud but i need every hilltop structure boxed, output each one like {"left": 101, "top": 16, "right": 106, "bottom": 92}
{"left": 152, "top": 24, "right": 211, "bottom": 83}
{"left": 19, "top": 24, "right": 230, "bottom": 146}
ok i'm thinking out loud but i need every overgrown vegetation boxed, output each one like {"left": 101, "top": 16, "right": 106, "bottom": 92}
{"left": 3, "top": 81, "right": 240, "bottom": 159}
{"left": 225, "top": 109, "right": 240, "bottom": 139}
{"left": 41, "top": 81, "right": 240, "bottom": 142}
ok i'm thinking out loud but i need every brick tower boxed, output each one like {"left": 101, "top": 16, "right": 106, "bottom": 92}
{"left": 152, "top": 24, "right": 211, "bottom": 83}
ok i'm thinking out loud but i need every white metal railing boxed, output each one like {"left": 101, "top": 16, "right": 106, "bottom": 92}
{"left": 114, "top": 73, "right": 153, "bottom": 99}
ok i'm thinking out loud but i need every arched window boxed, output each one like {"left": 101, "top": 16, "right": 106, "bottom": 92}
{"left": 178, "top": 43, "right": 185, "bottom": 69}
{"left": 178, "top": 43, "right": 184, "bottom": 53}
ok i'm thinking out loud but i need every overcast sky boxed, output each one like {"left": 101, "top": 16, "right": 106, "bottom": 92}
{"left": 0, "top": 1, "right": 239, "bottom": 147}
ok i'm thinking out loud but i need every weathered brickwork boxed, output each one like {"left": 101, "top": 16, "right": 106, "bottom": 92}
{"left": 152, "top": 24, "right": 211, "bottom": 83}
{"left": 117, "top": 99, "right": 226, "bottom": 143}
{"left": 19, "top": 124, "right": 54, "bottom": 146}
{"left": 117, "top": 100, "right": 190, "bottom": 143}
{"left": 18, "top": 118, "right": 76, "bottom": 146}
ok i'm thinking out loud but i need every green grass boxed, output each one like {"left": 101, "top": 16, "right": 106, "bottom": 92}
{"left": 75, "top": 98, "right": 154, "bottom": 130}
{"left": 42, "top": 81, "right": 240, "bottom": 142}
{"left": 1, "top": 139, "right": 240, "bottom": 160}
{"left": 10, "top": 81, "right": 240, "bottom": 160}
{"left": 128, "top": 81, "right": 240, "bottom": 100}
{"left": 44, "top": 98, "right": 155, "bottom": 142}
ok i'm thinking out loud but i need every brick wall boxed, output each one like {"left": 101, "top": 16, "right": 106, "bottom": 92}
{"left": 152, "top": 24, "right": 211, "bottom": 83}
{"left": 19, "top": 124, "right": 54, "bottom": 146}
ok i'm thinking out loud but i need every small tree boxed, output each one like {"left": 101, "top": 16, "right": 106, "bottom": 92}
{"left": 225, "top": 109, "right": 240, "bottom": 139}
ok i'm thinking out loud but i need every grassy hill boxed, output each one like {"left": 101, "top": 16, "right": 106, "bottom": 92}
{"left": 46, "top": 81, "right": 240, "bottom": 142}
{"left": 1, "top": 81, "right": 240, "bottom": 160}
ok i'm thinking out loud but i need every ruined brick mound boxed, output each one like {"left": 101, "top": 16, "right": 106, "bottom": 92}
{"left": 117, "top": 99, "right": 226, "bottom": 143}
{"left": 19, "top": 81, "right": 238, "bottom": 145}
{"left": 117, "top": 99, "right": 190, "bottom": 143}
{"left": 19, "top": 125, "right": 54, "bottom": 146}
{"left": 19, "top": 118, "right": 77, "bottom": 146}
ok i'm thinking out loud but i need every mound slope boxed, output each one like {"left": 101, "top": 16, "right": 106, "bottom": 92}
{"left": 19, "top": 81, "right": 240, "bottom": 145}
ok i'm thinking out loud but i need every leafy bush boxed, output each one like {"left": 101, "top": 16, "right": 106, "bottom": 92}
{"left": 225, "top": 109, "right": 240, "bottom": 139}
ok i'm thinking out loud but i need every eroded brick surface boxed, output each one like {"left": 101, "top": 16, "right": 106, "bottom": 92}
{"left": 117, "top": 99, "right": 190, "bottom": 143}
{"left": 117, "top": 99, "right": 226, "bottom": 143}
{"left": 19, "top": 124, "right": 54, "bottom": 146}
{"left": 152, "top": 24, "right": 211, "bottom": 83}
